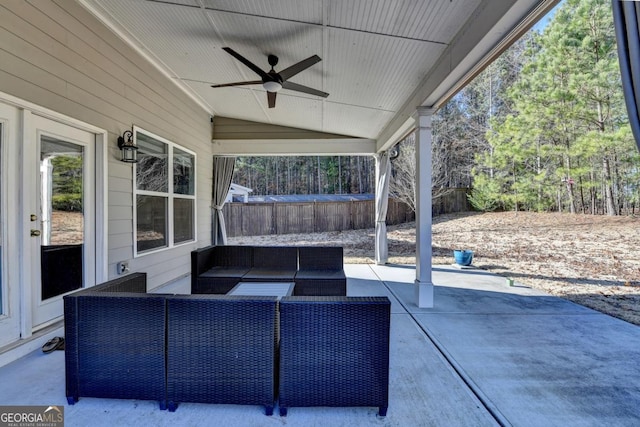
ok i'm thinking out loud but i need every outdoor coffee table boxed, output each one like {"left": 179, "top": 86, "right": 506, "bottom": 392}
{"left": 227, "top": 282, "right": 294, "bottom": 299}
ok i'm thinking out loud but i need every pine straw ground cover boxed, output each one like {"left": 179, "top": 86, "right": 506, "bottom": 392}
{"left": 229, "top": 211, "right": 640, "bottom": 326}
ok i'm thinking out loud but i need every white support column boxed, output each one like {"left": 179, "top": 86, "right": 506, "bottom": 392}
{"left": 414, "top": 107, "right": 435, "bottom": 308}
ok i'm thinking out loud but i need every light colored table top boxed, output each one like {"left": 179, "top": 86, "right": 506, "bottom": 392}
{"left": 227, "top": 282, "right": 294, "bottom": 299}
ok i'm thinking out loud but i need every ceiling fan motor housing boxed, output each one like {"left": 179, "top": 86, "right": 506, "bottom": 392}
{"left": 264, "top": 55, "right": 283, "bottom": 90}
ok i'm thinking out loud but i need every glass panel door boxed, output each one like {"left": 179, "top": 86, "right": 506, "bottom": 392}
{"left": 31, "top": 115, "right": 95, "bottom": 329}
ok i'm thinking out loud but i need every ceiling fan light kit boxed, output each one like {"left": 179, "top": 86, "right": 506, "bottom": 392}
{"left": 262, "top": 81, "right": 282, "bottom": 92}
{"left": 211, "top": 47, "right": 328, "bottom": 108}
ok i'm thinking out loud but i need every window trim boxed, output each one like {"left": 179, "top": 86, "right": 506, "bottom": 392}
{"left": 133, "top": 126, "right": 196, "bottom": 257}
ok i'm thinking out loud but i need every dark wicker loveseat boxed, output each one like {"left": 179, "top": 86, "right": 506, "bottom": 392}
{"left": 64, "top": 273, "right": 278, "bottom": 414}
{"left": 191, "top": 245, "right": 346, "bottom": 296}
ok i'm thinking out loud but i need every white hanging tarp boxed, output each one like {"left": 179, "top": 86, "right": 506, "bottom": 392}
{"left": 374, "top": 151, "right": 391, "bottom": 265}
{"left": 212, "top": 156, "right": 235, "bottom": 245}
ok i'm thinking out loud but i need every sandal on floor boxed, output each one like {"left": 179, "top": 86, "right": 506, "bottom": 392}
{"left": 42, "top": 337, "right": 64, "bottom": 354}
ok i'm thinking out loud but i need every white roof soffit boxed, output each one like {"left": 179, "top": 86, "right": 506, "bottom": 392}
{"left": 376, "top": 0, "right": 560, "bottom": 153}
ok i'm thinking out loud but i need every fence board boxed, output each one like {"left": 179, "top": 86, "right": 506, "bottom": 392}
{"left": 223, "top": 203, "right": 241, "bottom": 237}
{"left": 387, "top": 199, "right": 411, "bottom": 225}
{"left": 352, "top": 200, "right": 374, "bottom": 229}
{"left": 315, "top": 202, "right": 351, "bottom": 232}
{"left": 242, "top": 203, "right": 274, "bottom": 236}
{"left": 275, "top": 203, "right": 314, "bottom": 234}
{"left": 434, "top": 189, "right": 470, "bottom": 215}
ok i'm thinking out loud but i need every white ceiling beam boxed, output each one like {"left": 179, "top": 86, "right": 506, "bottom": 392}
{"left": 212, "top": 138, "right": 376, "bottom": 156}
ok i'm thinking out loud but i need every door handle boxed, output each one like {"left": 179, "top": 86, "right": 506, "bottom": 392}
{"left": 30, "top": 229, "right": 41, "bottom": 237}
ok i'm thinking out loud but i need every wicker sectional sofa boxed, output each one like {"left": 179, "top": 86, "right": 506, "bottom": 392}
{"left": 64, "top": 273, "right": 278, "bottom": 414}
{"left": 191, "top": 245, "right": 347, "bottom": 296}
{"left": 64, "top": 271, "right": 390, "bottom": 416}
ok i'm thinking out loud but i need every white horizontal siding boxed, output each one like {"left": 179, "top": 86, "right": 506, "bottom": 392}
{"left": 0, "top": 0, "right": 213, "bottom": 287}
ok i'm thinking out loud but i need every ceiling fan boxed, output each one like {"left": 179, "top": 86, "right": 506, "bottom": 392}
{"left": 211, "top": 47, "right": 329, "bottom": 108}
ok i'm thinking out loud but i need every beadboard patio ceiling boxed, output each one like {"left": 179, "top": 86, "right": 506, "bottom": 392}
{"left": 81, "top": 0, "right": 557, "bottom": 155}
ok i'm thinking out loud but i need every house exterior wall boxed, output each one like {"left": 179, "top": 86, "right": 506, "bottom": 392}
{"left": 0, "top": 0, "right": 213, "bottom": 289}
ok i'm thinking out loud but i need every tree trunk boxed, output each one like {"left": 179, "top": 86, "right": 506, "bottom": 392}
{"left": 564, "top": 153, "right": 576, "bottom": 214}
{"left": 565, "top": 180, "right": 576, "bottom": 214}
{"left": 602, "top": 155, "right": 616, "bottom": 216}
{"left": 338, "top": 156, "right": 342, "bottom": 194}
{"left": 357, "top": 157, "right": 362, "bottom": 193}
{"left": 317, "top": 156, "right": 322, "bottom": 194}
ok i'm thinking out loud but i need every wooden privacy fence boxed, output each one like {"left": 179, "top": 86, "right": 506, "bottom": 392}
{"left": 433, "top": 188, "right": 471, "bottom": 215}
{"left": 222, "top": 189, "right": 470, "bottom": 237}
{"left": 222, "top": 199, "right": 410, "bottom": 237}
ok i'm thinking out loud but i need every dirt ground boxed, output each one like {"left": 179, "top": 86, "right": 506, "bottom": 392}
{"left": 229, "top": 211, "right": 640, "bottom": 326}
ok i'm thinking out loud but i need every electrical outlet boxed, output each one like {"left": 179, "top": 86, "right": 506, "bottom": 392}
{"left": 117, "top": 261, "right": 129, "bottom": 275}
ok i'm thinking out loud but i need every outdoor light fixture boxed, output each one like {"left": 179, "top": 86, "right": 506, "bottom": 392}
{"left": 117, "top": 130, "right": 138, "bottom": 163}
{"left": 262, "top": 80, "right": 282, "bottom": 92}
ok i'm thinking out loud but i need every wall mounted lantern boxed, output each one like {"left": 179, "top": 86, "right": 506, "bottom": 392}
{"left": 117, "top": 130, "right": 138, "bottom": 163}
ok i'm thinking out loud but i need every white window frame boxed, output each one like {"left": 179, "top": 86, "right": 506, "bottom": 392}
{"left": 133, "top": 126, "right": 196, "bottom": 257}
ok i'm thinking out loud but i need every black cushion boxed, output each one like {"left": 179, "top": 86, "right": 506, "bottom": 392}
{"left": 200, "top": 266, "right": 250, "bottom": 278}
{"left": 243, "top": 269, "right": 297, "bottom": 281}
{"left": 295, "top": 270, "right": 346, "bottom": 280}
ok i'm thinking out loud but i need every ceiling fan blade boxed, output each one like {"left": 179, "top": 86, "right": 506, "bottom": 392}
{"left": 281, "top": 81, "right": 329, "bottom": 98}
{"left": 211, "top": 80, "right": 262, "bottom": 88}
{"left": 267, "top": 91, "right": 277, "bottom": 108}
{"left": 278, "top": 55, "right": 321, "bottom": 81}
{"left": 222, "top": 47, "right": 269, "bottom": 79}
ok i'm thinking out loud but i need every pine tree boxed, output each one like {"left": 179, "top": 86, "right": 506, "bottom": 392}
{"left": 473, "top": 0, "right": 638, "bottom": 214}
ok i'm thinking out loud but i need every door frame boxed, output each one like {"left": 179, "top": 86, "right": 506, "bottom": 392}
{"left": 29, "top": 116, "right": 96, "bottom": 328}
{"left": 0, "top": 91, "right": 107, "bottom": 340}
{"left": 0, "top": 102, "right": 20, "bottom": 347}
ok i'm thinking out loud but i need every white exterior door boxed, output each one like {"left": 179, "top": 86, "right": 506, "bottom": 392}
{"left": 28, "top": 115, "right": 96, "bottom": 329}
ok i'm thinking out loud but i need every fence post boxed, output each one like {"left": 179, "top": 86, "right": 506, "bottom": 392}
{"left": 349, "top": 201, "right": 354, "bottom": 230}
{"left": 313, "top": 201, "right": 317, "bottom": 233}
{"left": 271, "top": 203, "right": 276, "bottom": 235}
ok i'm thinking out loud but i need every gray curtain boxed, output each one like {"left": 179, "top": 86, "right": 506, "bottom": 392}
{"left": 613, "top": 0, "right": 640, "bottom": 151}
{"left": 212, "top": 156, "right": 236, "bottom": 245}
{"left": 374, "top": 151, "right": 391, "bottom": 265}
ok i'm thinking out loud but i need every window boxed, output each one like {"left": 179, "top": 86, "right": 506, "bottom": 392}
{"left": 134, "top": 127, "right": 195, "bottom": 255}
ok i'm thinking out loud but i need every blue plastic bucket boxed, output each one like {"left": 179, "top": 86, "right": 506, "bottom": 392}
{"left": 453, "top": 250, "right": 473, "bottom": 266}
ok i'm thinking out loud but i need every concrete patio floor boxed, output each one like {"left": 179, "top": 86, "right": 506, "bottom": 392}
{"left": 1, "top": 264, "right": 639, "bottom": 426}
